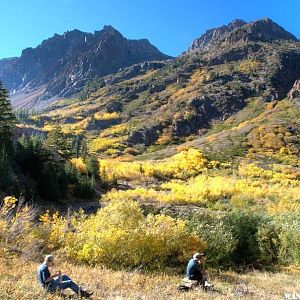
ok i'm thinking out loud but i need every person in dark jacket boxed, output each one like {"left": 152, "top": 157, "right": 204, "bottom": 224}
{"left": 37, "top": 255, "right": 93, "bottom": 298}
{"left": 186, "top": 253, "right": 212, "bottom": 288}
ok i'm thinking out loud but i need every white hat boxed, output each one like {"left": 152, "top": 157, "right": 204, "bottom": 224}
{"left": 193, "top": 253, "right": 205, "bottom": 259}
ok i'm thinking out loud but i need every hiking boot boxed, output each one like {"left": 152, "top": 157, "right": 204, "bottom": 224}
{"left": 204, "top": 281, "right": 213, "bottom": 288}
{"left": 79, "top": 288, "right": 93, "bottom": 298}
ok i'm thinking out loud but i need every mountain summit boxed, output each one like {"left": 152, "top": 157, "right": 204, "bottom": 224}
{"left": 0, "top": 26, "right": 171, "bottom": 108}
{"left": 0, "top": 18, "right": 299, "bottom": 110}
{"left": 41, "top": 17, "right": 299, "bottom": 149}
{"left": 188, "top": 18, "right": 297, "bottom": 52}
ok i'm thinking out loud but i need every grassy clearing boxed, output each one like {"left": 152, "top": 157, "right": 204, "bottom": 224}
{"left": 0, "top": 257, "right": 299, "bottom": 300}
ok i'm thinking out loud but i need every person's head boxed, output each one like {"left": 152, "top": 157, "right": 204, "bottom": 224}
{"left": 193, "top": 252, "right": 205, "bottom": 262}
{"left": 44, "top": 255, "right": 54, "bottom": 267}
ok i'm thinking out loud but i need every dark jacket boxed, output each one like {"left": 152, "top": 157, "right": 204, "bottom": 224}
{"left": 186, "top": 259, "right": 203, "bottom": 281}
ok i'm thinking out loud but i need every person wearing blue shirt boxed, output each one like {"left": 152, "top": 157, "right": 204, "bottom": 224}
{"left": 186, "top": 253, "right": 212, "bottom": 288}
{"left": 37, "top": 255, "right": 93, "bottom": 298}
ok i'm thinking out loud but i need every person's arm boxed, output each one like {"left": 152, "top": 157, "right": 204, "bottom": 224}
{"left": 199, "top": 262, "right": 208, "bottom": 278}
{"left": 43, "top": 269, "right": 61, "bottom": 284}
{"left": 44, "top": 273, "right": 60, "bottom": 283}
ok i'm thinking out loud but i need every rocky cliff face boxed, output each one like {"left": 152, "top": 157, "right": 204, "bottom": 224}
{"left": 57, "top": 18, "right": 299, "bottom": 147}
{"left": 288, "top": 80, "right": 300, "bottom": 99}
{"left": 4, "top": 18, "right": 300, "bottom": 150}
{"left": 0, "top": 25, "right": 171, "bottom": 108}
{"left": 188, "top": 19, "right": 247, "bottom": 52}
{"left": 188, "top": 18, "right": 297, "bottom": 52}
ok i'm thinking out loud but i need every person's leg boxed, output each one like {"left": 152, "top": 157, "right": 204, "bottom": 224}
{"left": 61, "top": 274, "right": 71, "bottom": 281}
{"left": 59, "top": 279, "right": 80, "bottom": 294}
{"left": 58, "top": 274, "right": 93, "bottom": 297}
{"left": 47, "top": 279, "right": 59, "bottom": 293}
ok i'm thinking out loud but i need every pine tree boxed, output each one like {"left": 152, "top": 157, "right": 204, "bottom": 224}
{"left": 0, "top": 82, "right": 15, "bottom": 151}
{"left": 80, "top": 138, "right": 88, "bottom": 161}
{"left": 45, "top": 125, "right": 70, "bottom": 157}
{"left": 86, "top": 154, "right": 99, "bottom": 178}
{"left": 0, "top": 82, "right": 15, "bottom": 189}
{"left": 72, "top": 135, "right": 81, "bottom": 158}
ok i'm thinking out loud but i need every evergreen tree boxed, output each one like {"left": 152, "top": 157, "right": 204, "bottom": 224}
{"left": 80, "top": 138, "right": 88, "bottom": 161}
{"left": 0, "top": 82, "right": 15, "bottom": 152}
{"left": 0, "top": 82, "right": 16, "bottom": 190}
{"left": 72, "top": 135, "right": 81, "bottom": 158}
{"left": 45, "top": 125, "right": 70, "bottom": 157}
{"left": 39, "top": 162, "right": 60, "bottom": 201}
{"left": 64, "top": 161, "right": 78, "bottom": 184}
{"left": 86, "top": 154, "right": 99, "bottom": 178}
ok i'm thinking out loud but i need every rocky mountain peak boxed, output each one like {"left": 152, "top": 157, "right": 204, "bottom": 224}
{"left": 95, "top": 25, "right": 124, "bottom": 40}
{"left": 229, "top": 18, "right": 298, "bottom": 43}
{"left": 102, "top": 25, "right": 119, "bottom": 33}
{"left": 188, "top": 19, "right": 247, "bottom": 52}
{"left": 0, "top": 26, "right": 171, "bottom": 108}
{"left": 188, "top": 18, "right": 297, "bottom": 52}
{"left": 228, "top": 19, "right": 247, "bottom": 30}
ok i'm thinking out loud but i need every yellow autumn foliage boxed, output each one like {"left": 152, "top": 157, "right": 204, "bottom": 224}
{"left": 104, "top": 161, "right": 300, "bottom": 210}
{"left": 238, "top": 59, "right": 261, "bottom": 74}
{"left": 89, "top": 136, "right": 125, "bottom": 153}
{"left": 94, "top": 112, "right": 120, "bottom": 121}
{"left": 70, "top": 157, "right": 88, "bottom": 174}
{"left": 99, "top": 148, "right": 228, "bottom": 181}
{"left": 99, "top": 124, "right": 128, "bottom": 138}
{"left": 37, "top": 211, "right": 68, "bottom": 251}
{"left": 0, "top": 197, "right": 36, "bottom": 255}
{"left": 65, "top": 200, "right": 205, "bottom": 268}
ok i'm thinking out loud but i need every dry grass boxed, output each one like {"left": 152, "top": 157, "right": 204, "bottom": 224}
{"left": 0, "top": 257, "right": 299, "bottom": 300}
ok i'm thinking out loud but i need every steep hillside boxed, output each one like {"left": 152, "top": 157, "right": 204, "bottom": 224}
{"left": 24, "top": 18, "right": 300, "bottom": 160}
{"left": 2, "top": 19, "right": 300, "bottom": 299}
{"left": 0, "top": 26, "right": 170, "bottom": 109}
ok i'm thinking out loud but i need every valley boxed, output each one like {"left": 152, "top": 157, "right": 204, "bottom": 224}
{"left": 0, "top": 17, "right": 299, "bottom": 299}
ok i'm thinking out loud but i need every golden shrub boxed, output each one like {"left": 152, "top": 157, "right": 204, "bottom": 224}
{"left": 99, "top": 148, "right": 214, "bottom": 181}
{"left": 64, "top": 200, "right": 205, "bottom": 268}
{"left": 250, "top": 124, "right": 299, "bottom": 154}
{"left": 70, "top": 157, "right": 87, "bottom": 174}
{"left": 238, "top": 59, "right": 261, "bottom": 74}
{"left": 0, "top": 197, "right": 37, "bottom": 255}
{"left": 89, "top": 136, "right": 125, "bottom": 153}
{"left": 99, "top": 124, "right": 128, "bottom": 138}
{"left": 94, "top": 112, "right": 120, "bottom": 121}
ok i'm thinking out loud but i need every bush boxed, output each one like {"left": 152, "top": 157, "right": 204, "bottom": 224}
{"left": 256, "top": 219, "right": 280, "bottom": 265}
{"left": 223, "top": 212, "right": 264, "bottom": 266}
{"left": 189, "top": 211, "right": 300, "bottom": 268}
{"left": 276, "top": 214, "right": 300, "bottom": 266}
{"left": 0, "top": 197, "right": 37, "bottom": 257}
{"left": 188, "top": 212, "right": 237, "bottom": 268}
{"left": 2, "top": 195, "right": 299, "bottom": 270}
{"left": 65, "top": 200, "right": 205, "bottom": 269}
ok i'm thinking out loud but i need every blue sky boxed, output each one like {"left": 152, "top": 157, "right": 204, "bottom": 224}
{"left": 1, "top": 0, "right": 300, "bottom": 59}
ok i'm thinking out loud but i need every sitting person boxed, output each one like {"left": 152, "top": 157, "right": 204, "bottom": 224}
{"left": 186, "top": 253, "right": 212, "bottom": 288}
{"left": 37, "top": 255, "right": 93, "bottom": 298}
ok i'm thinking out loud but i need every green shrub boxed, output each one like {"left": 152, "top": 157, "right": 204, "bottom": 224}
{"left": 188, "top": 212, "right": 237, "bottom": 268}
{"left": 256, "top": 219, "right": 280, "bottom": 265}
{"left": 223, "top": 212, "right": 263, "bottom": 265}
{"left": 276, "top": 214, "right": 300, "bottom": 266}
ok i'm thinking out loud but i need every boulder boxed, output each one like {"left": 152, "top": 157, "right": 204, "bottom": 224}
{"left": 288, "top": 80, "right": 300, "bottom": 99}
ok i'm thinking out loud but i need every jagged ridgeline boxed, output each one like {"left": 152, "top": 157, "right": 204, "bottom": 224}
{"left": 13, "top": 18, "right": 299, "bottom": 159}
{"left": 1, "top": 18, "right": 300, "bottom": 296}
{"left": 0, "top": 25, "right": 171, "bottom": 109}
